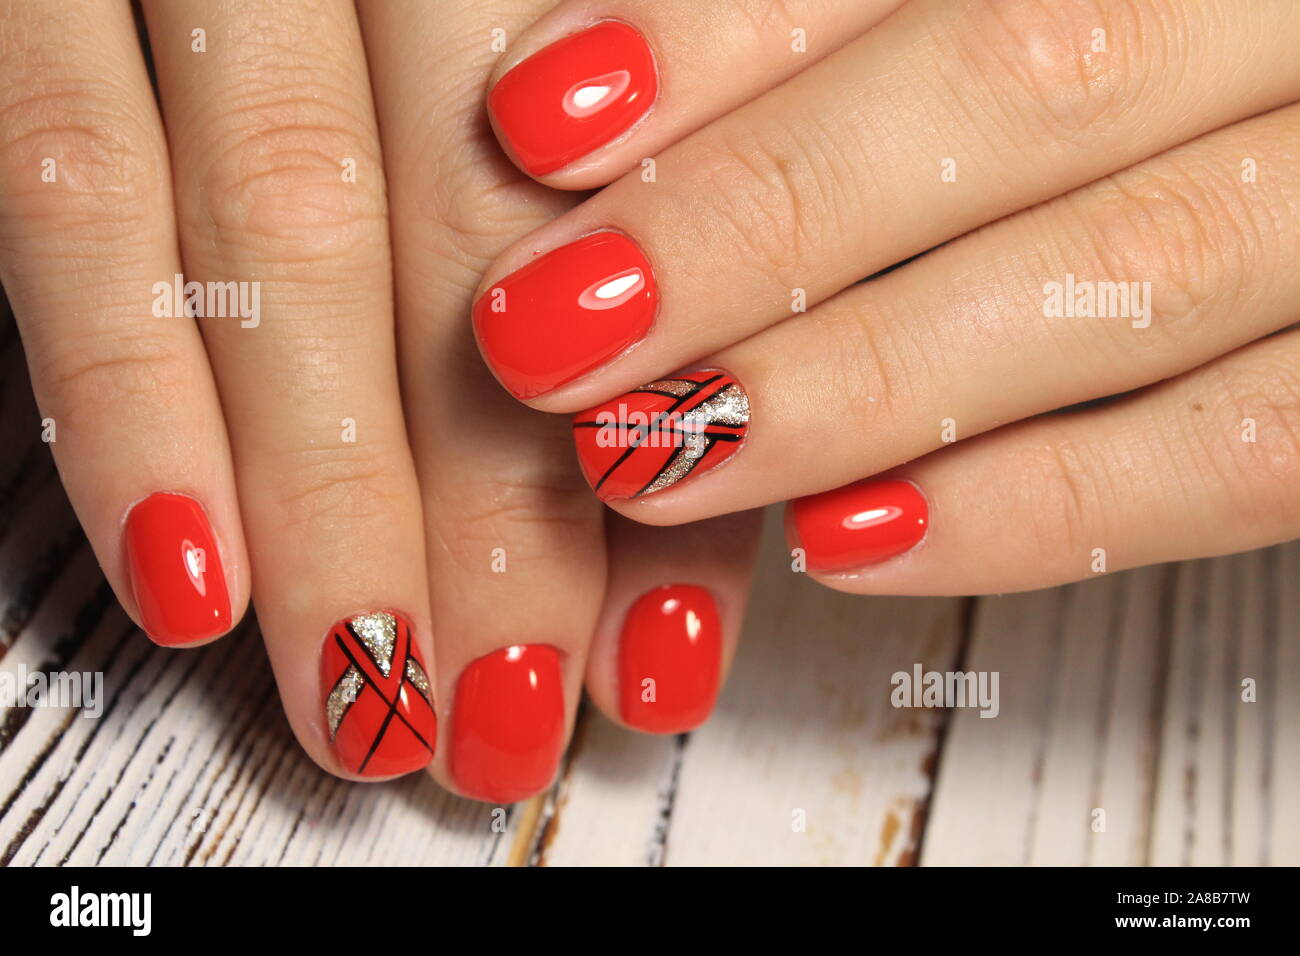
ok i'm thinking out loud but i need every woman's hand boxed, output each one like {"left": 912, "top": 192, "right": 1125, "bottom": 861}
{"left": 0, "top": 0, "right": 764, "bottom": 802}
{"left": 471, "top": 0, "right": 1300, "bottom": 593}
{"left": 0, "top": 0, "right": 441, "bottom": 779}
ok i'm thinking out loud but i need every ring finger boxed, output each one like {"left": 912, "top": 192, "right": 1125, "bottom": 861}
{"left": 143, "top": 0, "right": 434, "bottom": 779}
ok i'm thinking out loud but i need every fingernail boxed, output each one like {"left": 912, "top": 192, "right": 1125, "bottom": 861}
{"left": 321, "top": 610, "right": 437, "bottom": 777}
{"left": 451, "top": 644, "right": 565, "bottom": 803}
{"left": 488, "top": 20, "right": 658, "bottom": 176}
{"left": 619, "top": 585, "right": 721, "bottom": 734}
{"left": 789, "top": 478, "right": 929, "bottom": 572}
{"left": 474, "top": 231, "right": 657, "bottom": 400}
{"left": 572, "top": 369, "right": 749, "bottom": 501}
{"left": 123, "top": 492, "right": 231, "bottom": 646}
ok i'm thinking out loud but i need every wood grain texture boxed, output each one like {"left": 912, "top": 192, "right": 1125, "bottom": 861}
{"left": 1, "top": 306, "right": 1296, "bottom": 866}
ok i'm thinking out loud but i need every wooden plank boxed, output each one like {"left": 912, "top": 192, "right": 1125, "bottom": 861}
{"left": 529, "top": 707, "right": 680, "bottom": 866}
{"left": 1149, "top": 544, "right": 1296, "bottom": 866}
{"left": 1272, "top": 541, "right": 1300, "bottom": 865}
{"left": 926, "top": 545, "right": 1298, "bottom": 867}
{"left": 922, "top": 565, "right": 1171, "bottom": 865}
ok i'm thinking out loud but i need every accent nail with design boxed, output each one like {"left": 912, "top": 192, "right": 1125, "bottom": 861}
{"left": 124, "top": 492, "right": 232, "bottom": 646}
{"left": 321, "top": 610, "right": 437, "bottom": 777}
{"left": 620, "top": 585, "right": 722, "bottom": 734}
{"left": 788, "top": 478, "right": 929, "bottom": 572}
{"left": 473, "top": 231, "right": 657, "bottom": 400}
{"left": 488, "top": 21, "right": 659, "bottom": 176}
{"left": 572, "top": 369, "right": 749, "bottom": 501}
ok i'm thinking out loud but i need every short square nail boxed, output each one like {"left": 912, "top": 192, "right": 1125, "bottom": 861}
{"left": 619, "top": 585, "right": 721, "bottom": 734}
{"left": 321, "top": 610, "right": 437, "bottom": 777}
{"left": 474, "top": 231, "right": 657, "bottom": 399}
{"left": 572, "top": 369, "right": 749, "bottom": 500}
{"left": 450, "top": 644, "right": 565, "bottom": 803}
{"left": 123, "top": 492, "right": 231, "bottom": 646}
{"left": 789, "top": 478, "right": 929, "bottom": 572}
{"left": 488, "top": 20, "right": 658, "bottom": 176}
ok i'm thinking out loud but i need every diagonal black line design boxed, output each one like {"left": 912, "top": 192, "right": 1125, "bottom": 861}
{"left": 333, "top": 629, "right": 435, "bottom": 767}
{"left": 591, "top": 374, "right": 725, "bottom": 492}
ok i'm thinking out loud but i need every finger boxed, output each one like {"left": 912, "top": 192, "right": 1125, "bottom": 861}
{"left": 358, "top": 0, "right": 606, "bottom": 802}
{"left": 142, "top": 0, "right": 433, "bottom": 779}
{"left": 573, "top": 100, "right": 1300, "bottom": 524}
{"left": 0, "top": 0, "right": 247, "bottom": 646}
{"left": 583, "top": 509, "right": 762, "bottom": 734}
{"left": 473, "top": 0, "right": 1300, "bottom": 408}
{"left": 484, "top": 0, "right": 902, "bottom": 186}
{"left": 788, "top": 325, "right": 1300, "bottom": 594}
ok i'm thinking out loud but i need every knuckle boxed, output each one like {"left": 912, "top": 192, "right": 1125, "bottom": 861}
{"left": 189, "top": 91, "right": 384, "bottom": 265}
{"left": 824, "top": 296, "right": 915, "bottom": 448}
{"left": 1198, "top": 345, "right": 1300, "bottom": 531}
{"left": 1066, "top": 134, "right": 1289, "bottom": 351}
{"left": 36, "top": 331, "right": 193, "bottom": 423}
{"left": 0, "top": 85, "right": 165, "bottom": 232}
{"left": 274, "top": 445, "right": 412, "bottom": 529}
{"left": 728, "top": 0, "right": 804, "bottom": 40}
{"left": 954, "top": 0, "right": 1140, "bottom": 141}
{"left": 434, "top": 462, "right": 598, "bottom": 572}
{"left": 681, "top": 125, "right": 820, "bottom": 289}
{"left": 1075, "top": 158, "right": 1267, "bottom": 346}
{"left": 418, "top": 155, "right": 551, "bottom": 267}
{"left": 1017, "top": 430, "right": 1097, "bottom": 570}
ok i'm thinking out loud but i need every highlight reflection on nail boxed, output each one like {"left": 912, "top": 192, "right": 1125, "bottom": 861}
{"left": 473, "top": 231, "right": 657, "bottom": 399}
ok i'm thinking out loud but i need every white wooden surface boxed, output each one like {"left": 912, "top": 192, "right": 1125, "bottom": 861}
{"left": 1, "top": 315, "right": 1296, "bottom": 866}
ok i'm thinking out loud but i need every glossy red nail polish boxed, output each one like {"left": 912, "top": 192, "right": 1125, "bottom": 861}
{"left": 451, "top": 644, "right": 565, "bottom": 803}
{"left": 321, "top": 610, "right": 437, "bottom": 777}
{"left": 488, "top": 21, "right": 658, "bottom": 176}
{"left": 123, "top": 492, "right": 231, "bottom": 646}
{"left": 620, "top": 585, "right": 721, "bottom": 734}
{"left": 474, "top": 232, "right": 657, "bottom": 400}
{"left": 789, "top": 479, "right": 928, "bottom": 572}
{"left": 572, "top": 369, "right": 749, "bottom": 501}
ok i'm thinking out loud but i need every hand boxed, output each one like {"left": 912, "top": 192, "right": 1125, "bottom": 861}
{"left": 0, "top": 0, "right": 763, "bottom": 803}
{"left": 471, "top": 0, "right": 1300, "bottom": 593}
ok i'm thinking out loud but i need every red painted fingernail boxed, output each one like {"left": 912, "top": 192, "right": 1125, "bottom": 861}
{"left": 572, "top": 369, "right": 749, "bottom": 501}
{"left": 451, "top": 644, "right": 565, "bottom": 803}
{"left": 474, "top": 232, "right": 657, "bottom": 400}
{"left": 488, "top": 21, "right": 658, "bottom": 176}
{"left": 620, "top": 585, "right": 721, "bottom": 734}
{"left": 789, "top": 479, "right": 929, "bottom": 572}
{"left": 123, "top": 492, "right": 231, "bottom": 646}
{"left": 322, "top": 611, "right": 437, "bottom": 778}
